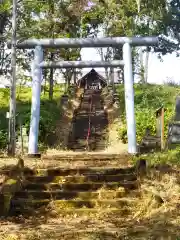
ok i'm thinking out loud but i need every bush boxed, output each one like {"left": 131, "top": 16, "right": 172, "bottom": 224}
{"left": 0, "top": 85, "right": 64, "bottom": 149}
{"left": 117, "top": 84, "right": 179, "bottom": 144}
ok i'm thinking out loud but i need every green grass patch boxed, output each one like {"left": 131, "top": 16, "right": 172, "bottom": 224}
{"left": 0, "top": 85, "right": 64, "bottom": 149}
{"left": 132, "top": 148, "right": 180, "bottom": 166}
{"left": 117, "top": 83, "right": 179, "bottom": 144}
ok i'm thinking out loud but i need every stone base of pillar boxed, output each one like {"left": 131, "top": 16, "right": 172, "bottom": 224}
{"left": 27, "top": 153, "right": 41, "bottom": 158}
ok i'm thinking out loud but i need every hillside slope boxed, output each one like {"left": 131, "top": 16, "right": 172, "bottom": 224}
{"left": 117, "top": 83, "right": 179, "bottom": 144}
{"left": 0, "top": 86, "right": 64, "bottom": 150}
{"left": 0, "top": 83, "right": 179, "bottom": 152}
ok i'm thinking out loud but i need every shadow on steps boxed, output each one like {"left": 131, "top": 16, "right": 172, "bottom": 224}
{"left": 7, "top": 163, "right": 139, "bottom": 217}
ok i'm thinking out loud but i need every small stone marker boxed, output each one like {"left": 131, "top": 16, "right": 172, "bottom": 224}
{"left": 168, "top": 96, "right": 180, "bottom": 148}
{"left": 175, "top": 96, "right": 180, "bottom": 121}
{"left": 17, "top": 126, "right": 29, "bottom": 153}
{"left": 168, "top": 123, "right": 180, "bottom": 144}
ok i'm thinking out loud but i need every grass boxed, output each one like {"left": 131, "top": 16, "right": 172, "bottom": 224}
{"left": 0, "top": 150, "right": 180, "bottom": 239}
{"left": 117, "top": 83, "right": 180, "bottom": 143}
{"left": 0, "top": 85, "right": 64, "bottom": 150}
{"left": 1, "top": 83, "right": 180, "bottom": 239}
{"left": 0, "top": 163, "right": 180, "bottom": 239}
{"left": 0, "top": 82, "right": 178, "bottom": 150}
{"left": 133, "top": 147, "right": 180, "bottom": 167}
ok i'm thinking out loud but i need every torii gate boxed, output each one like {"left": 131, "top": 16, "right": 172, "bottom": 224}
{"left": 9, "top": 36, "right": 162, "bottom": 156}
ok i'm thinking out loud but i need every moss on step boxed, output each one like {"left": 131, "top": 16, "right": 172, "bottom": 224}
{"left": 13, "top": 198, "right": 135, "bottom": 210}
{"left": 53, "top": 175, "right": 86, "bottom": 184}
{"left": 33, "top": 166, "right": 136, "bottom": 177}
{"left": 50, "top": 207, "right": 131, "bottom": 218}
{"left": 0, "top": 178, "right": 20, "bottom": 215}
{"left": 0, "top": 159, "right": 25, "bottom": 216}
{"left": 97, "top": 187, "right": 126, "bottom": 199}
{"left": 15, "top": 188, "right": 140, "bottom": 202}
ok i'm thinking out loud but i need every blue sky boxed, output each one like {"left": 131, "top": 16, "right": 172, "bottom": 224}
{"left": 81, "top": 48, "right": 180, "bottom": 84}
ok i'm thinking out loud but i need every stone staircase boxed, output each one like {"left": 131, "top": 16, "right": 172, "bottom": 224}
{"left": 68, "top": 89, "right": 108, "bottom": 151}
{"left": 9, "top": 154, "right": 141, "bottom": 216}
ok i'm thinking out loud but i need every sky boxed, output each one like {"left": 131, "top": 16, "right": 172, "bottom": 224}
{"left": 81, "top": 47, "right": 180, "bottom": 84}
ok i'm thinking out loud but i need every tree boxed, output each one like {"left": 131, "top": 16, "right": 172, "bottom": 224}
{"left": 0, "top": 0, "right": 89, "bottom": 92}
{"left": 1, "top": 0, "right": 179, "bottom": 86}
{"left": 82, "top": 0, "right": 179, "bottom": 83}
{"left": 0, "top": 0, "right": 11, "bottom": 75}
{"left": 166, "top": 0, "right": 180, "bottom": 45}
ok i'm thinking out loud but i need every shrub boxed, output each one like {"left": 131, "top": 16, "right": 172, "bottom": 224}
{"left": 0, "top": 85, "right": 64, "bottom": 149}
{"left": 117, "top": 84, "right": 179, "bottom": 144}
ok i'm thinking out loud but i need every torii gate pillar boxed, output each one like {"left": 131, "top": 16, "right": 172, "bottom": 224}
{"left": 123, "top": 43, "right": 137, "bottom": 154}
{"left": 28, "top": 46, "right": 43, "bottom": 156}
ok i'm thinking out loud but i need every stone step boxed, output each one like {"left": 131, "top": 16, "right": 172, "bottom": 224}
{"left": 75, "top": 113, "right": 106, "bottom": 118}
{"left": 0, "top": 165, "right": 135, "bottom": 176}
{"left": 10, "top": 206, "right": 132, "bottom": 217}
{"left": 69, "top": 138, "right": 107, "bottom": 141}
{"left": 11, "top": 198, "right": 136, "bottom": 209}
{"left": 25, "top": 173, "right": 137, "bottom": 183}
{"left": 35, "top": 167, "right": 135, "bottom": 176}
{"left": 68, "top": 140, "right": 107, "bottom": 146}
{"left": 26, "top": 229, "right": 127, "bottom": 239}
{"left": 32, "top": 161, "right": 132, "bottom": 169}
{"left": 14, "top": 189, "right": 140, "bottom": 200}
{"left": 77, "top": 110, "right": 105, "bottom": 115}
{"left": 11, "top": 206, "right": 128, "bottom": 213}
{"left": 0, "top": 168, "right": 35, "bottom": 176}
{"left": 24, "top": 181, "right": 138, "bottom": 191}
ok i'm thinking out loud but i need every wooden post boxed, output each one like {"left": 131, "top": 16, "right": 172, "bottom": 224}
{"left": 156, "top": 112, "right": 161, "bottom": 138}
{"left": 73, "top": 69, "right": 76, "bottom": 84}
{"left": 155, "top": 106, "right": 166, "bottom": 150}
{"left": 161, "top": 107, "right": 165, "bottom": 150}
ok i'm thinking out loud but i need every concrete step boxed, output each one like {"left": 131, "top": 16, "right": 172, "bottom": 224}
{"left": 11, "top": 198, "right": 136, "bottom": 209}
{"left": 24, "top": 181, "right": 138, "bottom": 191}
{"left": 14, "top": 189, "right": 140, "bottom": 200}
{"left": 25, "top": 173, "right": 137, "bottom": 183}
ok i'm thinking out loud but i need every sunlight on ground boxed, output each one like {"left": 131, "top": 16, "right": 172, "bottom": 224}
{"left": 1, "top": 153, "right": 180, "bottom": 239}
{"left": 1, "top": 165, "right": 180, "bottom": 239}
{"left": 1, "top": 85, "right": 180, "bottom": 239}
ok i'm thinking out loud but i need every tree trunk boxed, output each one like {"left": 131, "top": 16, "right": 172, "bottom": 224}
{"left": 105, "top": 68, "right": 109, "bottom": 85}
{"left": 73, "top": 68, "right": 76, "bottom": 84}
{"left": 67, "top": 72, "right": 71, "bottom": 87}
{"left": 110, "top": 67, "right": 115, "bottom": 93}
{"left": 49, "top": 52, "right": 54, "bottom": 100}
{"left": 144, "top": 47, "right": 150, "bottom": 83}
{"left": 64, "top": 69, "right": 72, "bottom": 90}
{"left": 0, "top": 11, "right": 8, "bottom": 35}
{"left": 97, "top": 47, "right": 117, "bottom": 85}
{"left": 48, "top": 0, "right": 54, "bottom": 100}
{"left": 43, "top": 69, "right": 47, "bottom": 95}
{"left": 139, "top": 47, "right": 145, "bottom": 83}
